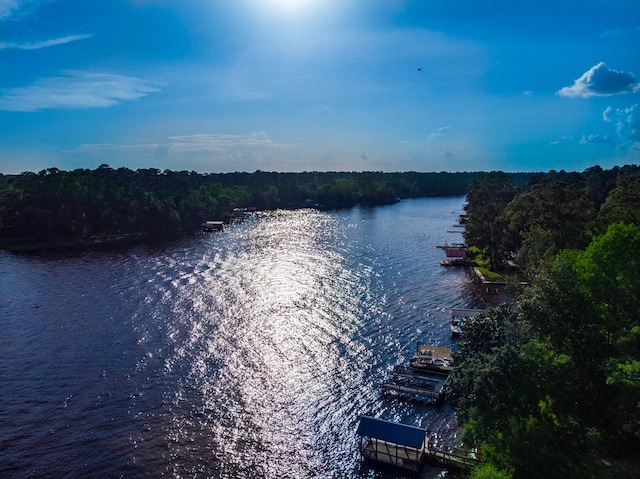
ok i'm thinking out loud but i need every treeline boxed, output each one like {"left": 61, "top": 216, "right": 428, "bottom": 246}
{"left": 463, "top": 164, "right": 640, "bottom": 273}
{"left": 449, "top": 164, "right": 640, "bottom": 479}
{"left": 0, "top": 165, "right": 530, "bottom": 250}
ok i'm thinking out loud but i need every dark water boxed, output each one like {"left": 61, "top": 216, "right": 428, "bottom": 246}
{"left": 0, "top": 197, "right": 484, "bottom": 479}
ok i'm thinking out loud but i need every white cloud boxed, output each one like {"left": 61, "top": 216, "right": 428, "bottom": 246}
{"left": 0, "top": 0, "right": 53, "bottom": 21}
{"left": 558, "top": 62, "right": 640, "bottom": 98}
{"left": 603, "top": 103, "right": 640, "bottom": 142}
{"left": 74, "top": 132, "right": 296, "bottom": 157}
{"left": 0, "top": 0, "right": 20, "bottom": 19}
{"left": 580, "top": 134, "right": 614, "bottom": 145}
{"left": 426, "top": 126, "right": 451, "bottom": 141}
{"left": 166, "top": 132, "right": 295, "bottom": 153}
{"left": 0, "top": 71, "right": 162, "bottom": 111}
{"left": 549, "top": 136, "right": 574, "bottom": 146}
{"left": 0, "top": 33, "right": 92, "bottom": 50}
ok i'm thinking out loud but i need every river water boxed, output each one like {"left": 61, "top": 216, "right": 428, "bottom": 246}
{"left": 0, "top": 197, "right": 485, "bottom": 479}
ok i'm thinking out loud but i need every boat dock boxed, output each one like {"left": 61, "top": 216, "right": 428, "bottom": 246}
{"left": 451, "top": 308, "right": 484, "bottom": 336}
{"left": 357, "top": 416, "right": 478, "bottom": 473}
{"left": 201, "top": 220, "right": 224, "bottom": 231}
{"left": 436, "top": 242, "right": 465, "bottom": 249}
{"left": 381, "top": 345, "right": 454, "bottom": 404}
{"left": 382, "top": 365, "right": 449, "bottom": 404}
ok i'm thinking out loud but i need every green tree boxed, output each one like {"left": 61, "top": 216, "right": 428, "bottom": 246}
{"left": 501, "top": 176, "right": 595, "bottom": 270}
{"left": 452, "top": 224, "right": 640, "bottom": 478}
{"left": 573, "top": 222, "right": 640, "bottom": 447}
{"left": 469, "top": 463, "right": 512, "bottom": 479}
{"left": 464, "top": 172, "right": 517, "bottom": 270}
{"left": 596, "top": 172, "right": 640, "bottom": 230}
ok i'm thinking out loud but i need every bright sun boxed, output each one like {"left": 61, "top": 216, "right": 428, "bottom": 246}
{"left": 255, "top": 0, "right": 326, "bottom": 23}
{"left": 268, "top": 0, "right": 312, "bottom": 10}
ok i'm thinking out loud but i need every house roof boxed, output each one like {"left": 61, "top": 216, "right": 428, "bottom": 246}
{"left": 356, "top": 416, "right": 426, "bottom": 449}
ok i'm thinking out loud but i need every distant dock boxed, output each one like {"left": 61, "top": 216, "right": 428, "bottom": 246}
{"left": 436, "top": 242, "right": 465, "bottom": 249}
{"left": 201, "top": 220, "right": 224, "bottom": 231}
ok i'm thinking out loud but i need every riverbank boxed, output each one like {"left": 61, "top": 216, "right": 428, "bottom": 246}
{"left": 0, "top": 231, "right": 193, "bottom": 252}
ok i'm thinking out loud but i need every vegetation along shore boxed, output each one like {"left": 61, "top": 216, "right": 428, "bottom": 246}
{"left": 0, "top": 166, "right": 531, "bottom": 251}
{"left": 450, "top": 164, "right": 640, "bottom": 479}
{"left": 1, "top": 163, "right": 639, "bottom": 479}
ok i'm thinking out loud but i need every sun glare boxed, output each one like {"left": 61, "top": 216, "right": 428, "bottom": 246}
{"left": 265, "top": 0, "right": 315, "bottom": 14}
{"left": 271, "top": 0, "right": 306, "bottom": 8}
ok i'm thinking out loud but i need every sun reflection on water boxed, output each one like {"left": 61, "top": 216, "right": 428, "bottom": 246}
{"left": 156, "top": 209, "right": 375, "bottom": 477}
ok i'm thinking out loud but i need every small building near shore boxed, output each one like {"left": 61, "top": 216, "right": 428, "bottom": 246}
{"left": 357, "top": 416, "right": 427, "bottom": 473}
{"left": 201, "top": 220, "right": 224, "bottom": 232}
{"left": 357, "top": 416, "right": 479, "bottom": 473}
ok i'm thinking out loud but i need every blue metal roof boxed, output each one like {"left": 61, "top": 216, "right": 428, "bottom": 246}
{"left": 356, "top": 416, "right": 426, "bottom": 449}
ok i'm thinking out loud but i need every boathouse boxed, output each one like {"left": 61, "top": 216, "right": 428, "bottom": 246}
{"left": 441, "top": 246, "right": 469, "bottom": 266}
{"left": 357, "top": 416, "right": 479, "bottom": 473}
{"left": 357, "top": 416, "right": 427, "bottom": 472}
{"left": 201, "top": 220, "right": 224, "bottom": 231}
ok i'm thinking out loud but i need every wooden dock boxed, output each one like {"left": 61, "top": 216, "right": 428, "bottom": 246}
{"left": 436, "top": 242, "right": 465, "bottom": 249}
{"left": 423, "top": 444, "right": 478, "bottom": 470}
{"left": 382, "top": 365, "right": 450, "bottom": 404}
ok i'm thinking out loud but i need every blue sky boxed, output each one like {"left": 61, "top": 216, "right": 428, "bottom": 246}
{"left": 0, "top": 0, "right": 639, "bottom": 174}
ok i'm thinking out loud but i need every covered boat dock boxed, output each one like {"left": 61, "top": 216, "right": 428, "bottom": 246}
{"left": 357, "top": 416, "right": 427, "bottom": 472}
{"left": 357, "top": 416, "right": 479, "bottom": 473}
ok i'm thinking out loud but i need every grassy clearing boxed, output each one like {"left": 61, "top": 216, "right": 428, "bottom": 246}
{"left": 467, "top": 247, "right": 507, "bottom": 282}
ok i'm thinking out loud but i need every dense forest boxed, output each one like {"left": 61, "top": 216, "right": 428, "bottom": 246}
{"left": 449, "top": 164, "right": 640, "bottom": 479}
{"left": 0, "top": 166, "right": 531, "bottom": 250}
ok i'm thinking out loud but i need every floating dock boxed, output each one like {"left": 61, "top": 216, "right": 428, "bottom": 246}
{"left": 436, "top": 242, "right": 465, "bottom": 249}
{"left": 382, "top": 345, "right": 454, "bottom": 404}
{"left": 382, "top": 365, "right": 449, "bottom": 404}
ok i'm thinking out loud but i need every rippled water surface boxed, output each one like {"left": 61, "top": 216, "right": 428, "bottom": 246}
{"left": 1, "top": 197, "right": 482, "bottom": 478}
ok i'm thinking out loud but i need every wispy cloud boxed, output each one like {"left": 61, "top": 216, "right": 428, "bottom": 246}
{"left": 599, "top": 26, "right": 640, "bottom": 37}
{"left": 549, "top": 136, "right": 574, "bottom": 146}
{"left": 0, "top": 0, "right": 53, "bottom": 21}
{"left": 558, "top": 62, "right": 640, "bottom": 98}
{"left": 426, "top": 126, "right": 451, "bottom": 141}
{"left": 0, "top": 71, "right": 162, "bottom": 112}
{"left": 166, "top": 132, "right": 294, "bottom": 153}
{"left": 69, "top": 132, "right": 300, "bottom": 172}
{"left": 74, "top": 132, "right": 296, "bottom": 155}
{"left": 604, "top": 104, "right": 640, "bottom": 142}
{"left": 0, "top": 0, "right": 20, "bottom": 20}
{"left": 580, "top": 134, "right": 614, "bottom": 145}
{"left": 0, "top": 33, "right": 92, "bottom": 50}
